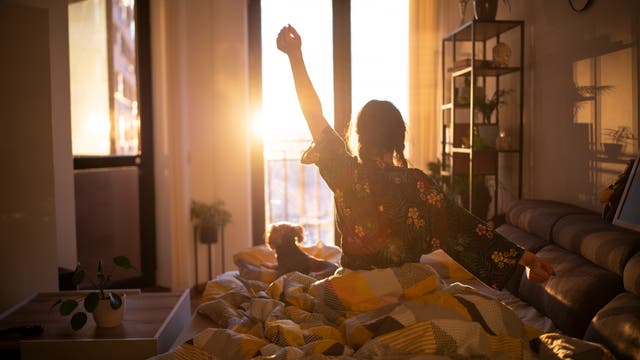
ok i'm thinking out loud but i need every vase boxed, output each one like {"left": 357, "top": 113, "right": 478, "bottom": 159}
{"left": 475, "top": 124, "right": 499, "bottom": 150}
{"left": 473, "top": 0, "right": 498, "bottom": 21}
{"left": 92, "top": 295, "right": 125, "bottom": 328}
{"left": 492, "top": 42, "right": 511, "bottom": 67}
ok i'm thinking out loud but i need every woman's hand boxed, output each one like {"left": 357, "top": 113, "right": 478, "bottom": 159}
{"left": 277, "top": 24, "right": 301, "bottom": 56}
{"left": 520, "top": 251, "right": 555, "bottom": 283}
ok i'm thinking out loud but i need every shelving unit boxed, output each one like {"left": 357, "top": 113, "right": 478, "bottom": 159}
{"left": 440, "top": 20, "right": 524, "bottom": 220}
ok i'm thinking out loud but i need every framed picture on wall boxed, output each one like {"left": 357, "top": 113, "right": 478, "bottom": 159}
{"left": 613, "top": 154, "right": 640, "bottom": 232}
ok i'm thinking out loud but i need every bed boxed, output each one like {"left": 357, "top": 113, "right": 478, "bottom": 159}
{"left": 153, "top": 244, "right": 615, "bottom": 359}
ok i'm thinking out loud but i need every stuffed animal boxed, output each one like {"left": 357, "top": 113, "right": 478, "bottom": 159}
{"left": 265, "top": 222, "right": 338, "bottom": 279}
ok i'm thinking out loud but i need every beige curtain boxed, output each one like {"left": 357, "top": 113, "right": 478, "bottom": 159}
{"left": 408, "top": 0, "right": 441, "bottom": 173}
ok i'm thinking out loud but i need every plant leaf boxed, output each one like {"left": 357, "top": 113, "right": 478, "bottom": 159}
{"left": 84, "top": 292, "right": 99, "bottom": 312}
{"left": 109, "top": 292, "right": 122, "bottom": 310}
{"left": 113, "top": 256, "right": 132, "bottom": 269}
{"left": 60, "top": 299, "right": 78, "bottom": 316}
{"left": 70, "top": 312, "right": 87, "bottom": 331}
{"left": 97, "top": 259, "right": 103, "bottom": 274}
{"left": 72, "top": 269, "right": 85, "bottom": 286}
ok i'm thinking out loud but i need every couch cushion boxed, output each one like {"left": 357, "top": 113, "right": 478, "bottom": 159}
{"left": 496, "top": 223, "right": 549, "bottom": 252}
{"left": 518, "top": 244, "right": 623, "bottom": 338}
{"left": 584, "top": 292, "right": 640, "bottom": 360}
{"left": 624, "top": 253, "right": 640, "bottom": 295}
{"left": 506, "top": 199, "right": 593, "bottom": 242}
{"left": 552, "top": 214, "right": 640, "bottom": 276}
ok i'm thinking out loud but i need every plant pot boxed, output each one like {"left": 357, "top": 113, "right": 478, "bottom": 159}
{"left": 92, "top": 295, "right": 125, "bottom": 328}
{"left": 199, "top": 225, "right": 219, "bottom": 244}
{"left": 473, "top": 0, "right": 498, "bottom": 20}
{"left": 475, "top": 124, "right": 499, "bottom": 149}
{"left": 603, "top": 143, "right": 623, "bottom": 159}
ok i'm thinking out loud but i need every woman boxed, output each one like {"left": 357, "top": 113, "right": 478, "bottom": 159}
{"left": 277, "top": 24, "right": 553, "bottom": 289}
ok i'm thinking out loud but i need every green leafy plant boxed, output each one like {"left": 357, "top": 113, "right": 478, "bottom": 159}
{"left": 475, "top": 89, "right": 512, "bottom": 123}
{"left": 50, "top": 256, "right": 136, "bottom": 330}
{"left": 190, "top": 200, "right": 232, "bottom": 244}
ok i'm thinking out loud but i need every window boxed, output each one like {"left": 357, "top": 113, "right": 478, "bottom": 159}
{"left": 351, "top": 0, "right": 409, "bottom": 154}
{"left": 259, "top": 0, "right": 335, "bottom": 246}
{"left": 69, "top": 0, "right": 140, "bottom": 156}
{"left": 67, "top": 0, "right": 155, "bottom": 287}
{"left": 252, "top": 0, "right": 409, "bottom": 247}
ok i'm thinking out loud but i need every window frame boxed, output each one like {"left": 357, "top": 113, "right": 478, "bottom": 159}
{"left": 248, "top": 0, "right": 352, "bottom": 246}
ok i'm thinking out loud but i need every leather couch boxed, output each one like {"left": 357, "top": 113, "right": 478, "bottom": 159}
{"left": 496, "top": 199, "right": 640, "bottom": 360}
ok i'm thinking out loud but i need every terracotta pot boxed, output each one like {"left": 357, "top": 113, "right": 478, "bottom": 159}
{"left": 473, "top": 0, "right": 498, "bottom": 20}
{"left": 92, "top": 295, "right": 125, "bottom": 328}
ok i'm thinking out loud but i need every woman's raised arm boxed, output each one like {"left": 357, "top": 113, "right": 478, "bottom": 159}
{"left": 277, "top": 25, "right": 330, "bottom": 142}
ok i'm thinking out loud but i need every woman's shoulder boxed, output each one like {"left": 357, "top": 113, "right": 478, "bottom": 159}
{"left": 406, "top": 167, "right": 430, "bottom": 179}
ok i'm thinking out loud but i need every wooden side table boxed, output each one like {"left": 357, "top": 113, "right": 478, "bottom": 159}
{"left": 0, "top": 289, "right": 190, "bottom": 360}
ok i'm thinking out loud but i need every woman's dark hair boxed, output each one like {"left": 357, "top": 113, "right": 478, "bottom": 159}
{"left": 352, "top": 100, "right": 407, "bottom": 168}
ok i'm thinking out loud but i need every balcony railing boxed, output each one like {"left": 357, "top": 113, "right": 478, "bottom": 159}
{"left": 264, "top": 138, "right": 335, "bottom": 246}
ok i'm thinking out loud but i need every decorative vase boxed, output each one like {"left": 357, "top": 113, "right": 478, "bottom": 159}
{"left": 473, "top": 0, "right": 498, "bottom": 21}
{"left": 92, "top": 295, "right": 125, "bottom": 328}
{"left": 492, "top": 42, "right": 511, "bottom": 67}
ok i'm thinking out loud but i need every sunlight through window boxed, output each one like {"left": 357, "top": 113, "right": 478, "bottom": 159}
{"left": 260, "top": 0, "right": 409, "bottom": 246}
{"left": 351, "top": 0, "right": 409, "bottom": 156}
{"left": 261, "top": 0, "right": 335, "bottom": 246}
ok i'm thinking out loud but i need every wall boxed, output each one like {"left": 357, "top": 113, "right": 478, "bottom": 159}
{"left": 516, "top": 0, "right": 639, "bottom": 210}
{"left": 0, "top": 0, "right": 75, "bottom": 312}
{"left": 151, "top": 0, "right": 252, "bottom": 290}
{"left": 433, "top": 0, "right": 639, "bottom": 212}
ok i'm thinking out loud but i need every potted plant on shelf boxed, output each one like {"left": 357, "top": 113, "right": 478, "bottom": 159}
{"left": 473, "top": 89, "right": 512, "bottom": 150}
{"left": 603, "top": 126, "right": 637, "bottom": 159}
{"left": 50, "top": 256, "right": 136, "bottom": 330}
{"left": 473, "top": 0, "right": 510, "bottom": 21}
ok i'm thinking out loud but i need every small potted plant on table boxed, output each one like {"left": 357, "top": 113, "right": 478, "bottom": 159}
{"left": 51, "top": 256, "right": 136, "bottom": 330}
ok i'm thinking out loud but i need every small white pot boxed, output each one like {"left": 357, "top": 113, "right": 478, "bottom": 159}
{"left": 92, "top": 294, "right": 125, "bottom": 328}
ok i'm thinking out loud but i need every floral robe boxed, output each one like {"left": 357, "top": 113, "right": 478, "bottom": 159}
{"left": 301, "top": 126, "right": 524, "bottom": 289}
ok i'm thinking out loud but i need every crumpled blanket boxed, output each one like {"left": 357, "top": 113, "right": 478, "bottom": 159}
{"left": 153, "top": 247, "right": 615, "bottom": 360}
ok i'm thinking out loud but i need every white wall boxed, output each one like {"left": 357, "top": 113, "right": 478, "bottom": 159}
{"left": 152, "top": 0, "right": 252, "bottom": 290}
{"left": 0, "top": 0, "right": 75, "bottom": 312}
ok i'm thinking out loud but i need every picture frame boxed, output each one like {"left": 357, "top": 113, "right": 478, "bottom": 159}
{"left": 613, "top": 154, "right": 640, "bottom": 232}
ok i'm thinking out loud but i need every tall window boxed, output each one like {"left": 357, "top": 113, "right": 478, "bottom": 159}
{"left": 67, "top": 0, "right": 155, "bottom": 287}
{"left": 259, "top": 0, "right": 335, "bottom": 245}
{"left": 69, "top": 0, "right": 140, "bottom": 156}
{"left": 351, "top": 0, "right": 409, "bottom": 155}
{"left": 256, "top": 0, "right": 409, "bottom": 246}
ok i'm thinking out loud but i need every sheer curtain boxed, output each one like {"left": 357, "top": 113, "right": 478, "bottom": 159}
{"left": 408, "top": 0, "right": 441, "bottom": 172}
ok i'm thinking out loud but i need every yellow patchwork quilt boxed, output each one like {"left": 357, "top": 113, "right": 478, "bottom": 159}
{"left": 153, "top": 247, "right": 614, "bottom": 360}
